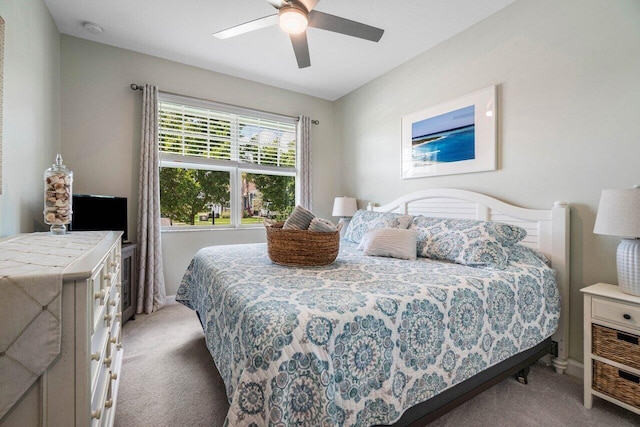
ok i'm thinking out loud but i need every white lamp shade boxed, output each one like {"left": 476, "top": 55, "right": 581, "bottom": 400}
{"left": 332, "top": 197, "right": 358, "bottom": 217}
{"left": 594, "top": 188, "right": 640, "bottom": 237}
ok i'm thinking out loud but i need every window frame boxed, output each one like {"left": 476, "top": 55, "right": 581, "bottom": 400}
{"left": 158, "top": 93, "right": 299, "bottom": 230}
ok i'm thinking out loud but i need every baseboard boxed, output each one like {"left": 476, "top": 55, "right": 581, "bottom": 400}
{"left": 165, "top": 295, "right": 177, "bottom": 305}
{"left": 565, "top": 358, "right": 584, "bottom": 380}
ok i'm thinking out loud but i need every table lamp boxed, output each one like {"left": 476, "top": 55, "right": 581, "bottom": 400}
{"left": 332, "top": 197, "right": 358, "bottom": 237}
{"left": 593, "top": 186, "right": 640, "bottom": 295}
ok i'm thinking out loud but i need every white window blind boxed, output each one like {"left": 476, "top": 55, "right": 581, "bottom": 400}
{"left": 159, "top": 95, "right": 296, "bottom": 172}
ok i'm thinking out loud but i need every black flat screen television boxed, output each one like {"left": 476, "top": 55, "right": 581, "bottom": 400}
{"left": 70, "top": 194, "right": 128, "bottom": 241}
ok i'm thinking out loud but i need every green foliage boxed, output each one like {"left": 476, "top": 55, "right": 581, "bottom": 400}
{"left": 159, "top": 168, "right": 229, "bottom": 225}
{"left": 246, "top": 173, "right": 295, "bottom": 213}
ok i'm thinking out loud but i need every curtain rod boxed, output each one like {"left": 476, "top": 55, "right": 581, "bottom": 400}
{"left": 129, "top": 83, "right": 319, "bottom": 125}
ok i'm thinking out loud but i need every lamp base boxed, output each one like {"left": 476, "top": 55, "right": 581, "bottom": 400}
{"left": 337, "top": 217, "right": 351, "bottom": 238}
{"left": 617, "top": 238, "right": 640, "bottom": 296}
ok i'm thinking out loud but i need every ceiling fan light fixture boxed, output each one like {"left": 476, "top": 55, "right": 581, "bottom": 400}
{"left": 279, "top": 7, "right": 308, "bottom": 34}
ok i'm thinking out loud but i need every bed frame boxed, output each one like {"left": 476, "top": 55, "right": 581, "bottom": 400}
{"left": 368, "top": 188, "right": 570, "bottom": 425}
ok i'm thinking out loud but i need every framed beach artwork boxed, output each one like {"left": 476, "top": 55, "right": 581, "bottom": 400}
{"left": 401, "top": 85, "right": 497, "bottom": 179}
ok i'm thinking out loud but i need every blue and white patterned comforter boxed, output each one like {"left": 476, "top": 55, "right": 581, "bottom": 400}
{"left": 177, "top": 241, "right": 559, "bottom": 426}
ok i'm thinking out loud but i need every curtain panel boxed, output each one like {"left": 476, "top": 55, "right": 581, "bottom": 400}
{"left": 297, "top": 115, "right": 312, "bottom": 211}
{"left": 137, "top": 84, "right": 166, "bottom": 313}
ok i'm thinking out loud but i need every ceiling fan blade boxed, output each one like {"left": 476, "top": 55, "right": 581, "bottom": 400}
{"left": 265, "top": 0, "right": 287, "bottom": 8}
{"left": 290, "top": 32, "right": 311, "bottom": 68}
{"left": 296, "top": 0, "right": 320, "bottom": 12}
{"left": 213, "top": 14, "right": 279, "bottom": 39}
{"left": 308, "top": 10, "right": 384, "bottom": 42}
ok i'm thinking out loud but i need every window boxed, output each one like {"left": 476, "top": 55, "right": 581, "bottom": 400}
{"left": 158, "top": 93, "right": 297, "bottom": 228}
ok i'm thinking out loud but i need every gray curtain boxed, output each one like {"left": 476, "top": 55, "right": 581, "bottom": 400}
{"left": 136, "top": 84, "right": 166, "bottom": 313}
{"left": 297, "top": 115, "right": 312, "bottom": 210}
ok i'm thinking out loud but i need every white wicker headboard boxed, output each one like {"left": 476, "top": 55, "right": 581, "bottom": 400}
{"left": 370, "top": 188, "right": 570, "bottom": 374}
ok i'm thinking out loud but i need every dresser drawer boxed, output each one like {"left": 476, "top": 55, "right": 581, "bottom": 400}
{"left": 90, "top": 364, "right": 111, "bottom": 427}
{"left": 592, "top": 297, "right": 640, "bottom": 330}
{"left": 102, "top": 263, "right": 115, "bottom": 291}
{"left": 90, "top": 323, "right": 110, "bottom": 394}
{"left": 91, "top": 268, "right": 108, "bottom": 334}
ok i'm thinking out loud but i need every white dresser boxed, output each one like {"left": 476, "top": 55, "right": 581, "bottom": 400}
{"left": 0, "top": 231, "right": 124, "bottom": 427}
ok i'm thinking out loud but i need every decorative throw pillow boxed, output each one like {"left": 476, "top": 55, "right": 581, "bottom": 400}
{"left": 308, "top": 218, "right": 338, "bottom": 233}
{"left": 360, "top": 228, "right": 419, "bottom": 260}
{"left": 410, "top": 216, "right": 527, "bottom": 269}
{"left": 343, "top": 210, "right": 413, "bottom": 244}
{"left": 283, "top": 205, "right": 315, "bottom": 230}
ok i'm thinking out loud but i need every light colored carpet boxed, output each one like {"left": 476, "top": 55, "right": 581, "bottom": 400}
{"left": 115, "top": 304, "right": 640, "bottom": 427}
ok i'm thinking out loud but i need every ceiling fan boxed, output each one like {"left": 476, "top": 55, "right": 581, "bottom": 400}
{"left": 213, "top": 0, "right": 384, "bottom": 69}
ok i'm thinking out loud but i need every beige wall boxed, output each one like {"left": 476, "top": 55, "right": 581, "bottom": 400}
{"left": 60, "top": 36, "right": 338, "bottom": 295}
{"left": 0, "top": 0, "right": 60, "bottom": 236}
{"left": 334, "top": 0, "right": 640, "bottom": 363}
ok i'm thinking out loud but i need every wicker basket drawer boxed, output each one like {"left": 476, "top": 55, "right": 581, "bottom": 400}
{"left": 592, "top": 324, "right": 640, "bottom": 371}
{"left": 593, "top": 360, "right": 640, "bottom": 409}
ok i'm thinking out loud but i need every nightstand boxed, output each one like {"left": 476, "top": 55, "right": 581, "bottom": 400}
{"left": 582, "top": 283, "right": 640, "bottom": 414}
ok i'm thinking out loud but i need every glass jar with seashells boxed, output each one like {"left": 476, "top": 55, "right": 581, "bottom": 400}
{"left": 44, "top": 154, "right": 73, "bottom": 234}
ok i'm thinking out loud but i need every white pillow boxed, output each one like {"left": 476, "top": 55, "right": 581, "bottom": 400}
{"left": 360, "top": 228, "right": 419, "bottom": 260}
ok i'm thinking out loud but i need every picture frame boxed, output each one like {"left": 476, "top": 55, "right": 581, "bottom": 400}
{"left": 401, "top": 85, "right": 497, "bottom": 179}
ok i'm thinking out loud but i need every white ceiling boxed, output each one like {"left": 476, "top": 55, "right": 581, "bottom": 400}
{"left": 44, "top": 0, "right": 516, "bottom": 101}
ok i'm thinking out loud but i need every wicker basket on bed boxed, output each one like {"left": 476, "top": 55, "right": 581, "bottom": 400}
{"left": 265, "top": 221, "right": 340, "bottom": 266}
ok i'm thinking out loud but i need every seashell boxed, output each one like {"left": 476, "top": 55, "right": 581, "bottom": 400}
{"left": 46, "top": 206, "right": 57, "bottom": 212}
{"left": 48, "top": 197, "right": 57, "bottom": 204}
{"left": 54, "top": 182, "right": 65, "bottom": 190}
{"left": 55, "top": 199, "right": 66, "bottom": 207}
{"left": 55, "top": 188, "right": 66, "bottom": 194}
{"left": 45, "top": 212, "right": 56, "bottom": 222}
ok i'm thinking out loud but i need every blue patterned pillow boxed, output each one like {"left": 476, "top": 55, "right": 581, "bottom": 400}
{"left": 410, "top": 217, "right": 527, "bottom": 269}
{"left": 343, "top": 210, "right": 413, "bottom": 244}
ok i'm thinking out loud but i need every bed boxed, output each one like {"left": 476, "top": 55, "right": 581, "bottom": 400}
{"left": 176, "top": 189, "right": 570, "bottom": 426}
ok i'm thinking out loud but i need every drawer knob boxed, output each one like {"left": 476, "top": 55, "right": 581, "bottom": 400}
{"left": 110, "top": 336, "right": 117, "bottom": 344}
{"left": 91, "top": 351, "right": 101, "bottom": 361}
{"left": 104, "top": 273, "right": 112, "bottom": 281}
{"left": 111, "top": 372, "right": 118, "bottom": 380}
{"left": 623, "top": 313, "right": 632, "bottom": 320}
{"left": 117, "top": 343, "right": 122, "bottom": 350}
{"left": 104, "top": 357, "right": 112, "bottom": 367}
{"left": 91, "top": 409, "right": 101, "bottom": 420}
{"left": 105, "top": 398, "right": 113, "bottom": 409}
{"left": 104, "top": 314, "right": 112, "bottom": 322}
{"left": 94, "top": 290, "right": 106, "bottom": 301}
{"left": 110, "top": 300, "right": 117, "bottom": 307}
{"left": 116, "top": 313, "right": 122, "bottom": 320}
